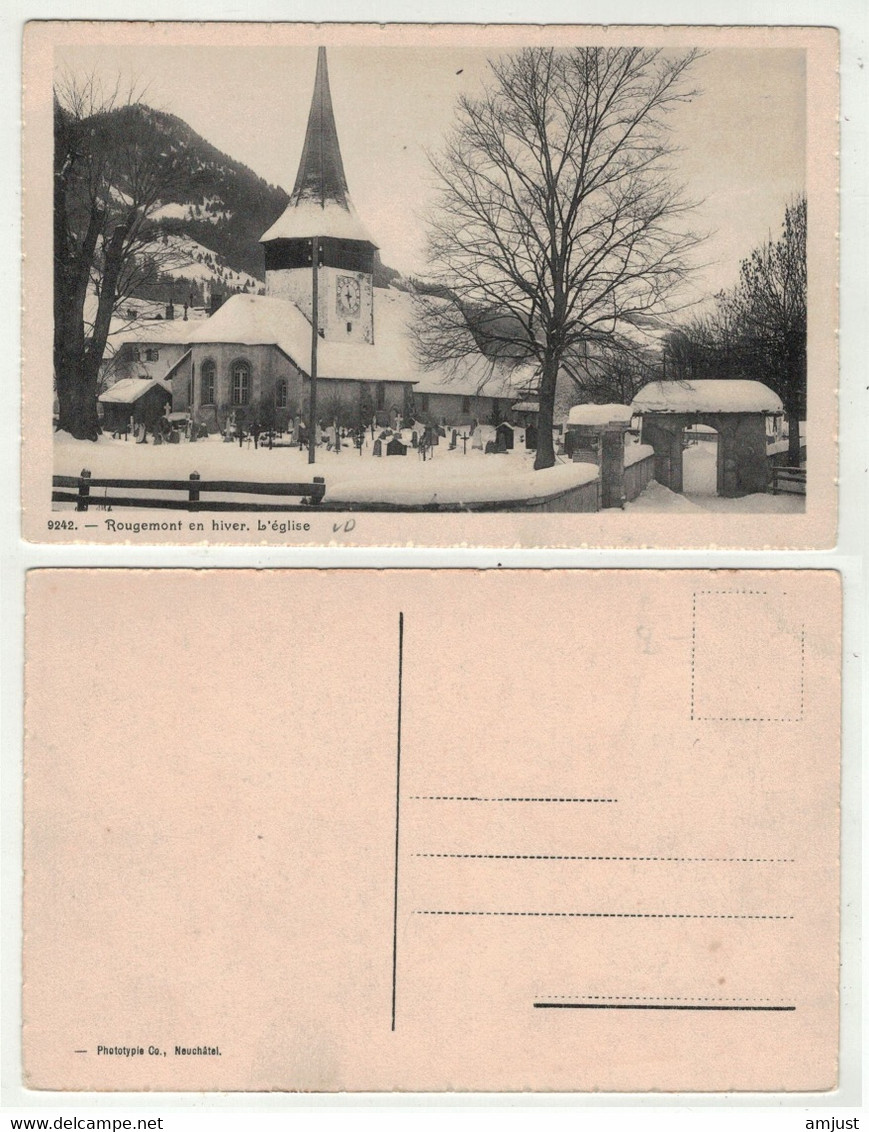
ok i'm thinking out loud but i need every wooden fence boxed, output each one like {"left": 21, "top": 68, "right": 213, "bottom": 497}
{"left": 53, "top": 467, "right": 606, "bottom": 514}
{"left": 52, "top": 470, "right": 326, "bottom": 511}
{"left": 770, "top": 466, "right": 807, "bottom": 495}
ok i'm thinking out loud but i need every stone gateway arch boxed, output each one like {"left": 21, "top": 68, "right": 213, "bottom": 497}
{"left": 631, "top": 380, "right": 785, "bottom": 498}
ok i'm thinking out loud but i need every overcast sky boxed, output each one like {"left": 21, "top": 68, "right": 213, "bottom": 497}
{"left": 55, "top": 43, "right": 805, "bottom": 306}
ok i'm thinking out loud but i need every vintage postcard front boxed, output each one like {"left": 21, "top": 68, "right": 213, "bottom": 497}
{"left": 22, "top": 22, "right": 837, "bottom": 547}
{"left": 23, "top": 569, "right": 841, "bottom": 1091}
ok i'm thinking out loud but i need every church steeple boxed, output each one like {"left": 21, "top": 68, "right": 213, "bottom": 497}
{"left": 260, "top": 46, "right": 376, "bottom": 247}
{"left": 260, "top": 47, "right": 377, "bottom": 346}
{"left": 291, "top": 47, "right": 350, "bottom": 210}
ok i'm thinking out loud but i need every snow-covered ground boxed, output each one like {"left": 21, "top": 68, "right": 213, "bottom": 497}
{"left": 681, "top": 439, "right": 718, "bottom": 495}
{"left": 55, "top": 429, "right": 804, "bottom": 512}
{"left": 54, "top": 430, "right": 597, "bottom": 508}
{"left": 625, "top": 478, "right": 804, "bottom": 514}
{"left": 675, "top": 440, "right": 804, "bottom": 510}
{"left": 624, "top": 481, "right": 706, "bottom": 513}
{"left": 157, "top": 234, "right": 261, "bottom": 291}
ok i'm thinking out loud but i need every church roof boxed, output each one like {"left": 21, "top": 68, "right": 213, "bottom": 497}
{"left": 183, "top": 289, "right": 525, "bottom": 396}
{"left": 411, "top": 354, "right": 529, "bottom": 398}
{"left": 260, "top": 47, "right": 376, "bottom": 247}
{"left": 185, "top": 292, "right": 417, "bottom": 383}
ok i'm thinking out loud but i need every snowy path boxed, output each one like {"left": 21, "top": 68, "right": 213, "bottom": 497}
{"left": 682, "top": 440, "right": 718, "bottom": 495}
{"left": 625, "top": 480, "right": 804, "bottom": 514}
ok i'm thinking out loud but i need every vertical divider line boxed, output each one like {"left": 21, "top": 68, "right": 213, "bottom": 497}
{"left": 391, "top": 611, "right": 404, "bottom": 1031}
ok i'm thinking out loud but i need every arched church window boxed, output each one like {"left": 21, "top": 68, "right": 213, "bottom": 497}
{"left": 231, "top": 360, "right": 250, "bottom": 406}
{"left": 201, "top": 359, "right": 216, "bottom": 406}
{"left": 276, "top": 379, "right": 288, "bottom": 409}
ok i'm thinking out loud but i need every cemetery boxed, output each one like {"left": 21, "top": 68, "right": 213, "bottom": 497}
{"left": 54, "top": 377, "right": 804, "bottom": 513}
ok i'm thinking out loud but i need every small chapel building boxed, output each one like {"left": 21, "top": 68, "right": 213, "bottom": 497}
{"left": 167, "top": 48, "right": 522, "bottom": 432}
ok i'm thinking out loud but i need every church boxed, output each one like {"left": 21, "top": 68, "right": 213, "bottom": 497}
{"left": 165, "top": 48, "right": 527, "bottom": 433}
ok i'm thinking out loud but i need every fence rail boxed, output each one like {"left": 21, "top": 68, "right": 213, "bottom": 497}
{"left": 52, "top": 470, "right": 326, "bottom": 511}
{"left": 770, "top": 466, "right": 806, "bottom": 495}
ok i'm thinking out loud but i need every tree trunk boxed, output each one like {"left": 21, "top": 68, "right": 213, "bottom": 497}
{"left": 534, "top": 353, "right": 559, "bottom": 470}
{"left": 786, "top": 409, "right": 802, "bottom": 465}
{"left": 56, "top": 358, "right": 101, "bottom": 440}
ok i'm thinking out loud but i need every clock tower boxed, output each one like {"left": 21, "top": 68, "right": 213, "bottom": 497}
{"left": 260, "top": 47, "right": 377, "bottom": 346}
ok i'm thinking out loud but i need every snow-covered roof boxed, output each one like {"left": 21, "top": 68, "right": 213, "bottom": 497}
{"left": 568, "top": 403, "right": 634, "bottom": 426}
{"left": 631, "top": 380, "right": 783, "bottom": 414}
{"left": 413, "top": 355, "right": 534, "bottom": 399}
{"left": 110, "top": 319, "right": 193, "bottom": 347}
{"left": 99, "top": 378, "right": 171, "bottom": 404}
{"left": 184, "top": 289, "right": 522, "bottom": 392}
{"left": 260, "top": 198, "right": 376, "bottom": 246}
{"left": 185, "top": 293, "right": 312, "bottom": 362}
{"left": 512, "top": 401, "right": 539, "bottom": 413}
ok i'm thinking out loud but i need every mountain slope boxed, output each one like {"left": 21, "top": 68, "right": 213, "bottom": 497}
{"left": 99, "top": 103, "right": 401, "bottom": 297}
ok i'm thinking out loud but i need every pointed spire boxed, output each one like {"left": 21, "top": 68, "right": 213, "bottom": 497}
{"left": 291, "top": 47, "right": 349, "bottom": 208}
{"left": 260, "top": 47, "right": 376, "bottom": 247}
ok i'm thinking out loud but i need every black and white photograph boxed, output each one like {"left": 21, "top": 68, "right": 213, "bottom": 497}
{"left": 22, "top": 23, "right": 838, "bottom": 543}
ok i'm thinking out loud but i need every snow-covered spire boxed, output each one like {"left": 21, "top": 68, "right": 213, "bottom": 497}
{"left": 260, "top": 47, "right": 376, "bottom": 246}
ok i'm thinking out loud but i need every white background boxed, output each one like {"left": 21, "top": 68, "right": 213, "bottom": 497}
{"left": 2, "top": 0, "right": 866, "bottom": 1126}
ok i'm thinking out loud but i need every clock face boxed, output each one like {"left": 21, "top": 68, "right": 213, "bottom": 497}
{"left": 336, "top": 275, "right": 361, "bottom": 316}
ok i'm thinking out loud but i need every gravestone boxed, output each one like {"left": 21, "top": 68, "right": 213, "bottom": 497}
{"left": 525, "top": 424, "right": 538, "bottom": 450}
{"left": 411, "top": 431, "right": 418, "bottom": 448}
{"left": 373, "top": 440, "right": 382, "bottom": 457}
{"left": 386, "top": 437, "right": 408, "bottom": 456}
{"left": 495, "top": 421, "right": 514, "bottom": 450}
{"left": 472, "top": 432, "right": 483, "bottom": 450}
{"left": 450, "top": 429, "right": 458, "bottom": 450}
{"left": 485, "top": 440, "right": 496, "bottom": 454}
{"left": 495, "top": 433, "right": 508, "bottom": 454}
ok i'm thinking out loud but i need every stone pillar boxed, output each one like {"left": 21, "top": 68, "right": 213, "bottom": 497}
{"left": 718, "top": 414, "right": 770, "bottom": 496}
{"left": 600, "top": 429, "right": 627, "bottom": 508}
{"left": 570, "top": 422, "right": 630, "bottom": 508}
{"left": 642, "top": 418, "right": 683, "bottom": 493}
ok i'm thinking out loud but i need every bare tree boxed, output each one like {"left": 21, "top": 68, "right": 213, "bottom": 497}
{"left": 667, "top": 196, "right": 806, "bottom": 462}
{"left": 664, "top": 299, "right": 745, "bottom": 382}
{"left": 415, "top": 46, "right": 703, "bottom": 469}
{"left": 561, "top": 335, "right": 658, "bottom": 406}
{"left": 54, "top": 74, "right": 194, "bottom": 439}
{"left": 728, "top": 196, "right": 806, "bottom": 462}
